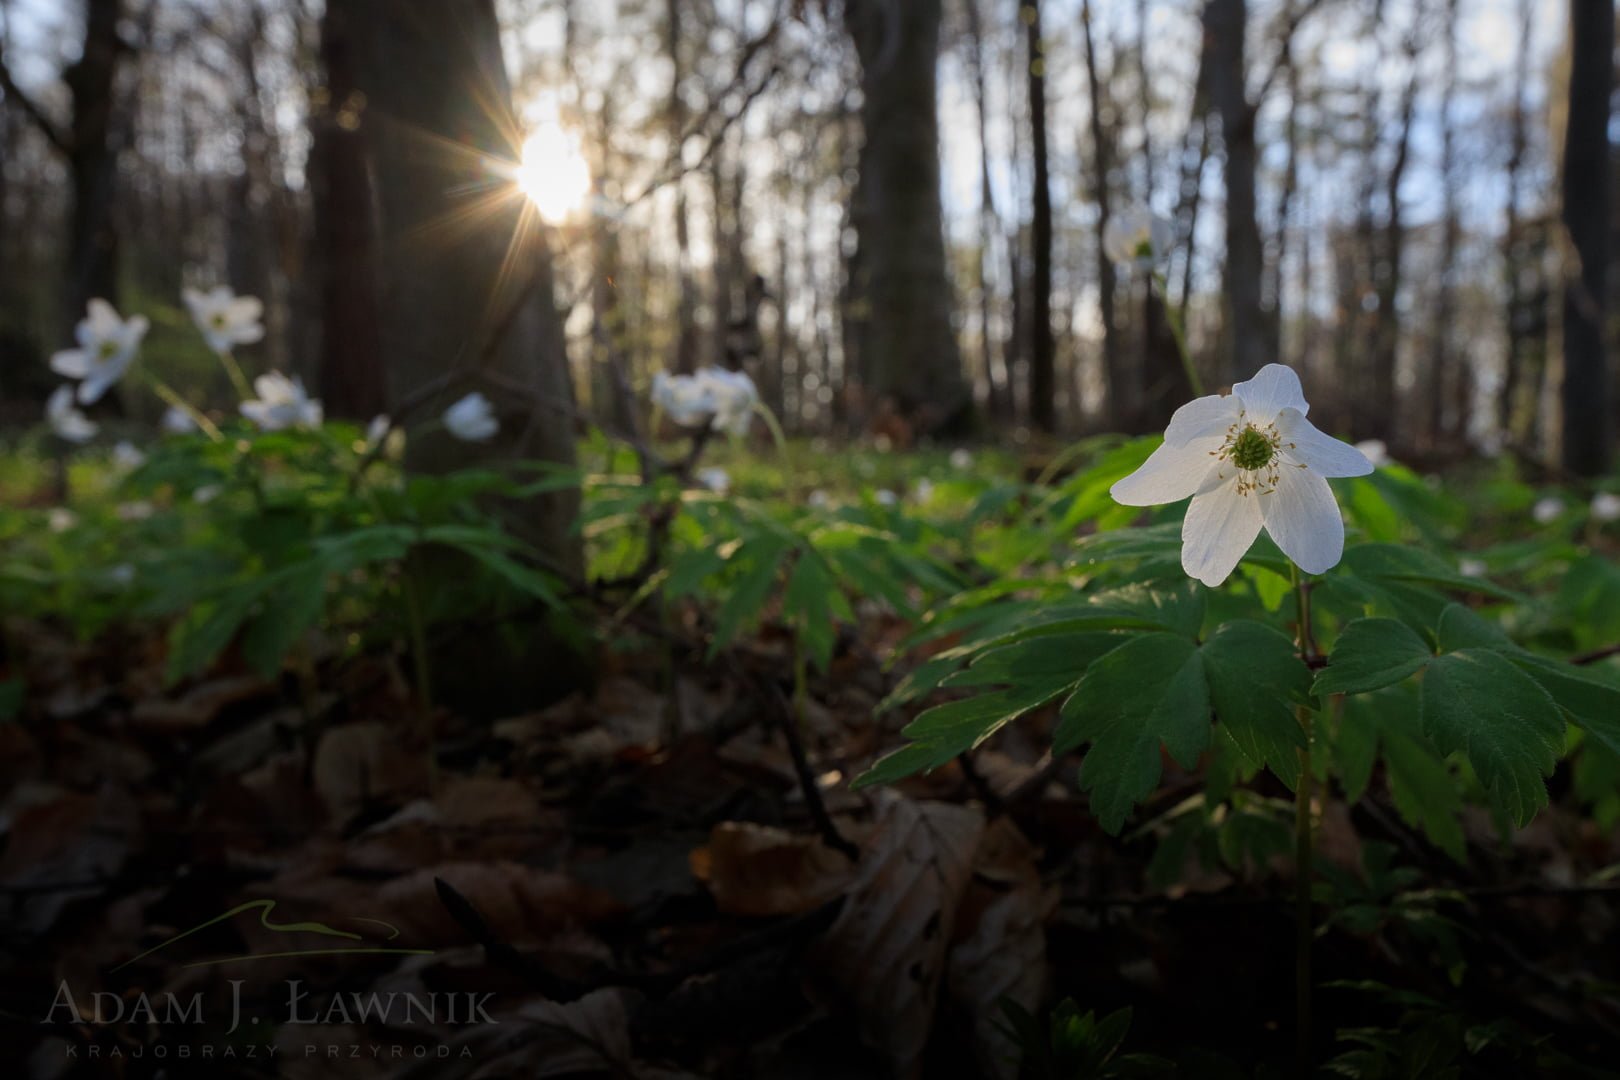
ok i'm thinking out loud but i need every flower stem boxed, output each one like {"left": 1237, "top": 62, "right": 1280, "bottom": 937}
{"left": 401, "top": 559, "right": 438, "bottom": 796}
{"left": 751, "top": 400, "right": 795, "bottom": 503}
{"left": 1290, "top": 563, "right": 1315, "bottom": 1074}
{"left": 1154, "top": 271, "right": 1203, "bottom": 398}
{"left": 217, "top": 348, "right": 254, "bottom": 402}
{"left": 142, "top": 373, "right": 224, "bottom": 442}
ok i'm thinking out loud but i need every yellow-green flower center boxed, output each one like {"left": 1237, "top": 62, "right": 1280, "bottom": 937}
{"left": 98, "top": 340, "right": 120, "bottom": 360}
{"left": 211, "top": 313, "right": 228, "bottom": 329}
{"left": 1230, "top": 425, "right": 1276, "bottom": 471}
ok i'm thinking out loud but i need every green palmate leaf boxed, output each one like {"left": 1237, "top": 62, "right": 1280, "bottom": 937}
{"left": 710, "top": 537, "right": 789, "bottom": 654}
{"left": 1201, "top": 620, "right": 1310, "bottom": 790}
{"left": 941, "top": 632, "right": 1128, "bottom": 688}
{"left": 783, "top": 552, "right": 836, "bottom": 672}
{"left": 241, "top": 560, "right": 328, "bottom": 677}
{"left": 1332, "top": 694, "right": 1379, "bottom": 804}
{"left": 1313, "top": 618, "right": 1433, "bottom": 696}
{"left": 1434, "top": 602, "right": 1514, "bottom": 652}
{"left": 1420, "top": 649, "right": 1562, "bottom": 826}
{"left": 1316, "top": 604, "right": 1567, "bottom": 826}
{"left": 1340, "top": 689, "right": 1467, "bottom": 860}
{"left": 1512, "top": 655, "right": 1620, "bottom": 754}
{"left": 1056, "top": 633, "right": 1210, "bottom": 834}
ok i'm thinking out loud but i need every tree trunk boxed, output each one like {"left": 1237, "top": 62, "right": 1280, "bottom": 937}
{"left": 334, "top": 0, "right": 585, "bottom": 709}
{"left": 1203, "top": 0, "right": 1267, "bottom": 386}
{"left": 1081, "top": 0, "right": 1125, "bottom": 427}
{"left": 1559, "top": 0, "right": 1613, "bottom": 475}
{"left": 843, "top": 0, "right": 968, "bottom": 436}
{"left": 1497, "top": 0, "right": 1533, "bottom": 439}
{"left": 1025, "top": 0, "right": 1056, "bottom": 433}
{"left": 310, "top": 0, "right": 386, "bottom": 419}
{"left": 62, "top": 0, "right": 126, "bottom": 336}
{"left": 1371, "top": 33, "right": 1421, "bottom": 447}
{"left": 1429, "top": 0, "right": 1461, "bottom": 448}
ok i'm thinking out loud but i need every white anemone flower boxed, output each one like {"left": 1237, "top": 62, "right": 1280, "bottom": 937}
{"left": 443, "top": 391, "right": 499, "bottom": 442}
{"left": 112, "top": 440, "right": 146, "bottom": 470}
{"left": 914, "top": 478, "right": 935, "bottom": 502}
{"left": 46, "top": 385, "right": 98, "bottom": 443}
{"left": 1589, "top": 492, "right": 1620, "bottom": 524}
{"left": 240, "top": 372, "right": 323, "bottom": 431}
{"left": 651, "top": 371, "right": 715, "bottom": 428}
{"left": 116, "top": 501, "right": 155, "bottom": 522}
{"left": 949, "top": 448, "right": 973, "bottom": 470}
{"left": 1110, "top": 363, "right": 1374, "bottom": 586}
{"left": 807, "top": 489, "right": 831, "bottom": 509}
{"left": 365, "top": 414, "right": 391, "bottom": 447}
{"left": 193, "top": 483, "right": 223, "bottom": 505}
{"left": 183, "top": 285, "right": 265, "bottom": 355}
{"left": 1459, "top": 557, "right": 1488, "bottom": 579}
{"left": 50, "top": 299, "right": 149, "bottom": 404}
{"left": 1103, "top": 207, "right": 1174, "bottom": 271}
{"left": 1532, "top": 496, "right": 1564, "bottom": 525}
{"left": 162, "top": 405, "right": 197, "bottom": 434}
{"left": 874, "top": 489, "right": 898, "bottom": 507}
{"left": 48, "top": 507, "right": 77, "bottom": 533}
{"left": 696, "top": 367, "right": 759, "bottom": 437}
{"left": 697, "top": 467, "right": 731, "bottom": 493}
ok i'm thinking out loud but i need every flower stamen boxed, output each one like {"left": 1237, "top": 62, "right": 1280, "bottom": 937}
{"left": 1214, "top": 416, "right": 1284, "bottom": 495}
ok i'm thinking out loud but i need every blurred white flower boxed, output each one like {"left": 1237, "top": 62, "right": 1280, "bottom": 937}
{"left": 1532, "top": 497, "right": 1564, "bottom": 525}
{"left": 1459, "top": 558, "right": 1488, "bottom": 579}
{"left": 50, "top": 298, "right": 149, "bottom": 404}
{"left": 116, "top": 501, "right": 155, "bottom": 522}
{"left": 650, "top": 367, "right": 759, "bottom": 436}
{"left": 1103, "top": 207, "right": 1174, "bottom": 271}
{"left": 365, "top": 414, "right": 391, "bottom": 447}
{"left": 107, "top": 563, "right": 136, "bottom": 588}
{"left": 1590, "top": 492, "right": 1620, "bottom": 524}
{"left": 47, "top": 507, "right": 77, "bottom": 533}
{"left": 699, "top": 367, "right": 760, "bottom": 437}
{"left": 1353, "top": 440, "right": 1391, "bottom": 468}
{"left": 112, "top": 440, "right": 146, "bottom": 471}
{"left": 651, "top": 371, "right": 712, "bottom": 427}
{"left": 1111, "top": 363, "right": 1373, "bottom": 586}
{"left": 183, "top": 285, "right": 265, "bottom": 355}
{"left": 192, "top": 483, "right": 223, "bottom": 505}
{"left": 808, "top": 489, "right": 831, "bottom": 509}
{"left": 241, "top": 372, "right": 323, "bottom": 431}
{"left": 697, "top": 467, "right": 731, "bottom": 493}
{"left": 162, "top": 405, "right": 198, "bottom": 434}
{"left": 949, "top": 448, "right": 973, "bottom": 470}
{"left": 443, "top": 391, "right": 498, "bottom": 442}
{"left": 46, "top": 385, "right": 98, "bottom": 443}
{"left": 914, "top": 478, "right": 935, "bottom": 502}
{"left": 875, "top": 489, "right": 898, "bottom": 507}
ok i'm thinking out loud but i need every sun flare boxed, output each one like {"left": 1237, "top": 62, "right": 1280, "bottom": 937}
{"left": 514, "top": 124, "right": 592, "bottom": 223}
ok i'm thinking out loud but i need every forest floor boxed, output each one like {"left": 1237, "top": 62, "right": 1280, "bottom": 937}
{"left": 4, "top": 585, "right": 1620, "bottom": 1079}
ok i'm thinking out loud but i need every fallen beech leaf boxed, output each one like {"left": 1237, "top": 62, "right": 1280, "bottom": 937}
{"left": 947, "top": 817, "right": 1057, "bottom": 1080}
{"left": 812, "top": 791, "right": 985, "bottom": 1078}
{"left": 312, "top": 721, "right": 427, "bottom": 824}
{"left": 691, "top": 821, "right": 855, "bottom": 916}
{"left": 130, "top": 674, "right": 273, "bottom": 733}
{"left": 0, "top": 784, "right": 139, "bottom": 937}
{"left": 378, "top": 860, "right": 620, "bottom": 945}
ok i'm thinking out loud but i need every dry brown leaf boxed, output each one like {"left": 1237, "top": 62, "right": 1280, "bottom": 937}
{"left": 947, "top": 817, "right": 1057, "bottom": 1080}
{"left": 812, "top": 791, "right": 985, "bottom": 1079}
{"left": 130, "top": 674, "right": 273, "bottom": 733}
{"left": 0, "top": 783, "right": 140, "bottom": 936}
{"left": 377, "top": 860, "right": 621, "bottom": 946}
{"left": 312, "top": 720, "right": 427, "bottom": 824}
{"left": 690, "top": 821, "right": 855, "bottom": 916}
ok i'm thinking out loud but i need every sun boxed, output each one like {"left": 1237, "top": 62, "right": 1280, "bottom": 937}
{"left": 514, "top": 124, "right": 593, "bottom": 223}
